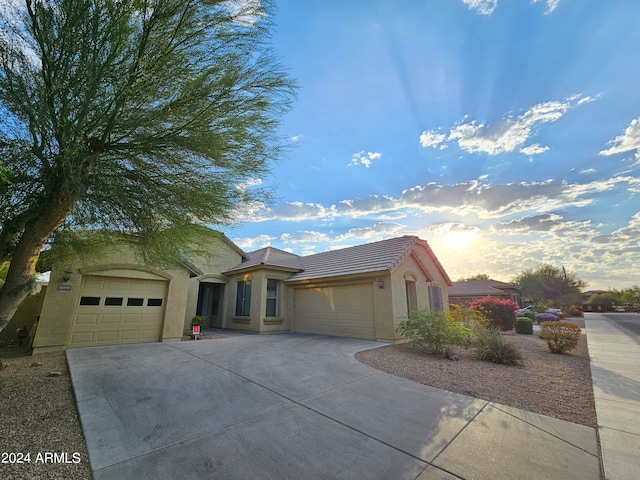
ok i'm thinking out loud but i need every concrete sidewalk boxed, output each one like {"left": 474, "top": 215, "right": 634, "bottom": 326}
{"left": 67, "top": 333, "right": 601, "bottom": 480}
{"left": 585, "top": 313, "right": 640, "bottom": 480}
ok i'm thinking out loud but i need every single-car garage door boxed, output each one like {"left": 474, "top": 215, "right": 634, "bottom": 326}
{"left": 295, "top": 283, "right": 376, "bottom": 340}
{"left": 68, "top": 276, "right": 167, "bottom": 348}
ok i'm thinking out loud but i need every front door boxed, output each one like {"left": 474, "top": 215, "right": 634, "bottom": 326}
{"left": 196, "top": 283, "right": 223, "bottom": 328}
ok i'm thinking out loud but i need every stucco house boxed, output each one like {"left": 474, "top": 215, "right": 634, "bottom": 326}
{"left": 448, "top": 279, "right": 521, "bottom": 307}
{"left": 32, "top": 233, "right": 451, "bottom": 353}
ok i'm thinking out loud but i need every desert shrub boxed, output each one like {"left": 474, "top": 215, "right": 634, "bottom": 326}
{"left": 535, "top": 312, "right": 558, "bottom": 322}
{"left": 397, "top": 309, "right": 472, "bottom": 355}
{"left": 515, "top": 317, "right": 533, "bottom": 334}
{"left": 539, "top": 322, "right": 581, "bottom": 354}
{"left": 448, "top": 304, "right": 488, "bottom": 330}
{"left": 567, "top": 306, "right": 584, "bottom": 317}
{"left": 471, "top": 296, "right": 518, "bottom": 331}
{"left": 472, "top": 327, "right": 522, "bottom": 365}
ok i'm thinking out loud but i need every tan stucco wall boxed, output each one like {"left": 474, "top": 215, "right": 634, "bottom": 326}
{"left": 224, "top": 268, "right": 293, "bottom": 334}
{"left": 388, "top": 253, "right": 450, "bottom": 342}
{"left": 0, "top": 285, "right": 47, "bottom": 344}
{"left": 184, "top": 236, "right": 245, "bottom": 332}
{"left": 32, "top": 245, "right": 190, "bottom": 353}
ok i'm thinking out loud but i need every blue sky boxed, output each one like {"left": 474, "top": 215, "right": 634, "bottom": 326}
{"left": 228, "top": 0, "right": 640, "bottom": 290}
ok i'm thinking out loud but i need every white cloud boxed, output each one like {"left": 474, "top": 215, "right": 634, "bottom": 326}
{"left": 419, "top": 131, "right": 448, "bottom": 149}
{"left": 248, "top": 176, "right": 640, "bottom": 224}
{"left": 519, "top": 144, "right": 550, "bottom": 156}
{"left": 232, "top": 234, "right": 274, "bottom": 250}
{"left": 335, "top": 222, "right": 405, "bottom": 241}
{"left": 462, "top": 0, "right": 498, "bottom": 15}
{"left": 224, "top": 0, "right": 265, "bottom": 26}
{"left": 490, "top": 213, "right": 566, "bottom": 232}
{"left": 600, "top": 117, "right": 640, "bottom": 165}
{"left": 280, "top": 231, "right": 330, "bottom": 244}
{"left": 531, "top": 0, "right": 561, "bottom": 14}
{"left": 349, "top": 151, "right": 382, "bottom": 168}
{"left": 421, "top": 95, "right": 592, "bottom": 156}
{"left": 290, "top": 134, "right": 303, "bottom": 143}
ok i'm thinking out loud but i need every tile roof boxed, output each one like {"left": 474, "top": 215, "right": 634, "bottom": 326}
{"left": 285, "top": 236, "right": 418, "bottom": 282}
{"left": 449, "top": 279, "right": 520, "bottom": 296}
{"left": 224, "top": 236, "right": 452, "bottom": 285}
{"left": 224, "top": 246, "right": 303, "bottom": 273}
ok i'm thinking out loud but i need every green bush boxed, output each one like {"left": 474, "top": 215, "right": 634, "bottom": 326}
{"left": 471, "top": 296, "right": 518, "bottom": 331}
{"left": 397, "top": 309, "right": 472, "bottom": 355}
{"left": 515, "top": 317, "right": 533, "bottom": 334}
{"left": 524, "top": 311, "right": 537, "bottom": 321}
{"left": 539, "top": 322, "right": 581, "bottom": 354}
{"left": 190, "top": 315, "right": 206, "bottom": 327}
{"left": 473, "top": 327, "right": 522, "bottom": 365}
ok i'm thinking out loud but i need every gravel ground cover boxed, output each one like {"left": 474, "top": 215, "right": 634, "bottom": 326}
{"left": 356, "top": 318, "right": 597, "bottom": 427}
{"left": 0, "top": 349, "right": 92, "bottom": 480}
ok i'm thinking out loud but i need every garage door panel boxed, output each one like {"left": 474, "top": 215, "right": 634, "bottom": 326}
{"left": 97, "top": 331, "right": 119, "bottom": 342}
{"left": 296, "top": 284, "right": 375, "bottom": 340}
{"left": 75, "top": 314, "right": 98, "bottom": 325}
{"left": 69, "top": 332, "right": 95, "bottom": 344}
{"left": 100, "top": 314, "right": 122, "bottom": 324}
{"left": 123, "top": 313, "right": 143, "bottom": 323}
{"left": 69, "top": 276, "right": 167, "bottom": 348}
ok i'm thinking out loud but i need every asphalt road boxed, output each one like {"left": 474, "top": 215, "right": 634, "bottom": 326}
{"left": 601, "top": 312, "right": 640, "bottom": 337}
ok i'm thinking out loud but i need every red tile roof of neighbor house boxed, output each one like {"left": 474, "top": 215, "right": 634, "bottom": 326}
{"left": 225, "top": 236, "right": 452, "bottom": 285}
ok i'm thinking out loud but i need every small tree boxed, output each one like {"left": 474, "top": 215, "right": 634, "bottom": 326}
{"left": 397, "top": 309, "right": 472, "bottom": 355}
{"left": 513, "top": 264, "right": 586, "bottom": 306}
{"left": 471, "top": 296, "right": 518, "bottom": 331}
{"left": 0, "top": 0, "right": 296, "bottom": 333}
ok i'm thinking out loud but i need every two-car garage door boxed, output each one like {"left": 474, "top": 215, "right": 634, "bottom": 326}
{"left": 294, "top": 283, "right": 376, "bottom": 340}
{"left": 68, "top": 276, "right": 167, "bottom": 348}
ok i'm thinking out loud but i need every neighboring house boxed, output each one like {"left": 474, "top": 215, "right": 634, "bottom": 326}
{"left": 448, "top": 279, "right": 521, "bottom": 307}
{"left": 32, "top": 233, "right": 451, "bottom": 353}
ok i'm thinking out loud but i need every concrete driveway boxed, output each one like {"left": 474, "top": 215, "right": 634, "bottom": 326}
{"left": 67, "top": 333, "right": 601, "bottom": 480}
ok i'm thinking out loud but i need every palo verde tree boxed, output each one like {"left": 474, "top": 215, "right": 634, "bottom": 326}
{"left": 513, "top": 264, "right": 586, "bottom": 307}
{"left": 0, "top": 0, "right": 296, "bottom": 332}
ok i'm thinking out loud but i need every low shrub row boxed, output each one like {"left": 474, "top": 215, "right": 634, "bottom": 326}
{"left": 397, "top": 308, "right": 583, "bottom": 366}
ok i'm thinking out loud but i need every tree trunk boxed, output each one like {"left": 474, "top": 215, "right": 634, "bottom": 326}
{"left": 0, "top": 198, "right": 76, "bottom": 334}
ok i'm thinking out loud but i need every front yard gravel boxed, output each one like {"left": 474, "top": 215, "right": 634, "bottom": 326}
{"left": 356, "top": 318, "right": 597, "bottom": 428}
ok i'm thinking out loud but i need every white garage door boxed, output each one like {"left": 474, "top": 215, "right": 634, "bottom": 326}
{"left": 68, "top": 276, "right": 167, "bottom": 348}
{"left": 295, "top": 283, "right": 376, "bottom": 340}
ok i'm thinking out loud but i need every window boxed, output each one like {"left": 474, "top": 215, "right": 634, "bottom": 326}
{"left": 266, "top": 279, "right": 278, "bottom": 317}
{"left": 235, "top": 281, "right": 251, "bottom": 316}
{"left": 406, "top": 281, "right": 417, "bottom": 315}
{"left": 147, "top": 298, "right": 163, "bottom": 307}
{"left": 127, "top": 298, "right": 144, "bottom": 307}
{"left": 79, "top": 296, "right": 100, "bottom": 306}
{"left": 104, "top": 297, "right": 123, "bottom": 306}
{"left": 429, "top": 286, "right": 443, "bottom": 310}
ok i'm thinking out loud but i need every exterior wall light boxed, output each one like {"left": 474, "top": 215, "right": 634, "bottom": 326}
{"left": 377, "top": 279, "right": 384, "bottom": 289}
{"left": 63, "top": 269, "right": 73, "bottom": 282}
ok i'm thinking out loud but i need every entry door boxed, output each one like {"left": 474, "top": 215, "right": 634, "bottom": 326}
{"left": 196, "top": 283, "right": 223, "bottom": 328}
